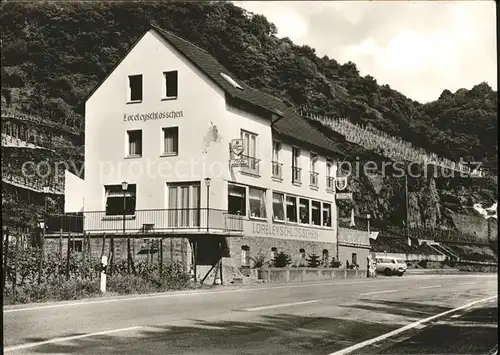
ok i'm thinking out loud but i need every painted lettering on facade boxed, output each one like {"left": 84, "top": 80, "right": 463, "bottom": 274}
{"left": 123, "top": 110, "right": 183, "bottom": 122}
{"left": 250, "top": 222, "right": 321, "bottom": 241}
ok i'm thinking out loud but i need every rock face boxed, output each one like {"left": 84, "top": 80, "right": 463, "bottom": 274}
{"left": 349, "top": 172, "right": 497, "bottom": 239}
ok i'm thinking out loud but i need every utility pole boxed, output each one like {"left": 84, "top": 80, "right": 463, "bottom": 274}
{"left": 405, "top": 174, "right": 410, "bottom": 241}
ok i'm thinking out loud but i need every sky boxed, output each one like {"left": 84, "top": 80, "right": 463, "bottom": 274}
{"left": 235, "top": 1, "right": 497, "bottom": 103}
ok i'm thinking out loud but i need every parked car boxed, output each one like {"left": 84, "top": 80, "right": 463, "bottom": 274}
{"left": 375, "top": 256, "right": 407, "bottom": 276}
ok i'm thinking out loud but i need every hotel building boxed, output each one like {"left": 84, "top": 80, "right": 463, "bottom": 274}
{"left": 64, "top": 24, "right": 370, "bottom": 279}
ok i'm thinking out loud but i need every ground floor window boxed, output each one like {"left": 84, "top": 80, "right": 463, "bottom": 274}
{"left": 311, "top": 201, "right": 321, "bottom": 225}
{"left": 167, "top": 182, "right": 200, "bottom": 227}
{"left": 228, "top": 184, "right": 246, "bottom": 216}
{"left": 322, "top": 203, "right": 332, "bottom": 227}
{"left": 286, "top": 196, "right": 297, "bottom": 222}
{"left": 249, "top": 187, "right": 267, "bottom": 218}
{"left": 241, "top": 245, "right": 251, "bottom": 267}
{"left": 299, "top": 198, "right": 309, "bottom": 224}
{"left": 105, "top": 184, "right": 136, "bottom": 216}
{"left": 273, "top": 193, "right": 285, "bottom": 221}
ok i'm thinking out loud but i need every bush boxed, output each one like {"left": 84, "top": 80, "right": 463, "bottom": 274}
{"left": 272, "top": 252, "right": 291, "bottom": 268}
{"left": 306, "top": 253, "right": 321, "bottom": 268}
{"left": 330, "top": 257, "right": 342, "bottom": 268}
{"left": 251, "top": 254, "right": 266, "bottom": 269}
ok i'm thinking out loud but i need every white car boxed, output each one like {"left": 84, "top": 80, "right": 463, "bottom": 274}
{"left": 375, "top": 256, "right": 407, "bottom": 276}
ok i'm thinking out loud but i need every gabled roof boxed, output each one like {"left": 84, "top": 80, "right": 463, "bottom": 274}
{"left": 83, "top": 24, "right": 346, "bottom": 157}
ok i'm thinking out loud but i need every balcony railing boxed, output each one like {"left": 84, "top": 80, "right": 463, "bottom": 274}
{"left": 45, "top": 209, "right": 244, "bottom": 234}
{"left": 310, "top": 171, "right": 319, "bottom": 187}
{"left": 292, "top": 166, "right": 301, "bottom": 184}
{"left": 272, "top": 161, "right": 283, "bottom": 180}
{"left": 240, "top": 155, "right": 260, "bottom": 176}
{"left": 326, "top": 176, "right": 335, "bottom": 191}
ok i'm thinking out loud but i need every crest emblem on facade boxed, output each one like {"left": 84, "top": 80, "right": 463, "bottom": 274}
{"left": 335, "top": 176, "right": 348, "bottom": 191}
{"left": 230, "top": 139, "right": 244, "bottom": 156}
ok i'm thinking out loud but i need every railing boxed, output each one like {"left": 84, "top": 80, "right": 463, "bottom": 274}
{"left": 310, "top": 171, "right": 319, "bottom": 187}
{"left": 326, "top": 176, "right": 335, "bottom": 191}
{"left": 272, "top": 161, "right": 283, "bottom": 180}
{"left": 48, "top": 208, "right": 245, "bottom": 234}
{"left": 240, "top": 155, "right": 260, "bottom": 176}
{"left": 292, "top": 167, "right": 301, "bottom": 184}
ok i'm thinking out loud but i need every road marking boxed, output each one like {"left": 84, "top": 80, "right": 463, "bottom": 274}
{"left": 459, "top": 282, "right": 476, "bottom": 285}
{"left": 2, "top": 278, "right": 415, "bottom": 313}
{"left": 419, "top": 285, "right": 441, "bottom": 289}
{"left": 242, "top": 299, "right": 320, "bottom": 312}
{"left": 4, "top": 326, "right": 142, "bottom": 352}
{"left": 359, "top": 289, "right": 399, "bottom": 296}
{"left": 327, "top": 294, "right": 498, "bottom": 355}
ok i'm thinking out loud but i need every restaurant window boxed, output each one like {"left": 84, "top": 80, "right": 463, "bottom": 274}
{"left": 272, "top": 192, "right": 285, "bottom": 221}
{"left": 228, "top": 184, "right": 246, "bottom": 216}
{"left": 128, "top": 74, "right": 143, "bottom": 102}
{"left": 127, "top": 130, "right": 142, "bottom": 157}
{"left": 322, "top": 203, "right": 332, "bottom": 227}
{"left": 286, "top": 195, "right": 297, "bottom": 223}
{"left": 167, "top": 183, "right": 201, "bottom": 227}
{"left": 249, "top": 187, "right": 267, "bottom": 218}
{"left": 311, "top": 200, "right": 321, "bottom": 226}
{"left": 299, "top": 198, "right": 310, "bottom": 224}
{"left": 163, "top": 127, "right": 178, "bottom": 155}
{"left": 105, "top": 184, "right": 136, "bottom": 216}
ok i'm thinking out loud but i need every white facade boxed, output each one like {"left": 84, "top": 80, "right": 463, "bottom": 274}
{"left": 71, "top": 28, "right": 341, "bottom": 246}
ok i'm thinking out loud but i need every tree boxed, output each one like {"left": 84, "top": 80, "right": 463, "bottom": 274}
{"left": 273, "top": 252, "right": 291, "bottom": 268}
{"left": 306, "top": 253, "right": 321, "bottom": 268}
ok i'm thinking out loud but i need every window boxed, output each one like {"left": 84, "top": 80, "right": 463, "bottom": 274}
{"left": 311, "top": 201, "right": 321, "bottom": 226}
{"left": 228, "top": 184, "right": 246, "bottom": 216}
{"left": 322, "top": 203, "right": 332, "bottom": 227}
{"left": 163, "top": 71, "right": 178, "bottom": 99}
{"left": 292, "top": 147, "right": 301, "bottom": 183}
{"left": 167, "top": 183, "right": 200, "bottom": 228}
{"left": 272, "top": 141, "right": 282, "bottom": 179}
{"left": 271, "top": 247, "right": 278, "bottom": 260}
{"left": 272, "top": 192, "right": 285, "bottom": 221}
{"left": 322, "top": 249, "right": 329, "bottom": 266}
{"left": 299, "top": 248, "right": 306, "bottom": 259}
{"left": 326, "top": 159, "right": 335, "bottom": 191}
{"left": 105, "top": 184, "right": 137, "bottom": 216}
{"left": 241, "top": 245, "right": 250, "bottom": 266}
{"left": 352, "top": 253, "right": 357, "bottom": 266}
{"left": 163, "top": 127, "right": 178, "bottom": 155}
{"left": 249, "top": 187, "right": 267, "bottom": 218}
{"left": 69, "top": 240, "right": 83, "bottom": 253}
{"left": 299, "top": 198, "right": 310, "bottom": 224}
{"left": 241, "top": 130, "right": 259, "bottom": 175}
{"left": 128, "top": 74, "right": 142, "bottom": 102}
{"left": 127, "top": 130, "right": 142, "bottom": 157}
{"left": 286, "top": 196, "right": 297, "bottom": 222}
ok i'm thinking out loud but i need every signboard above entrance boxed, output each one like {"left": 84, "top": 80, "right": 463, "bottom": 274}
{"left": 336, "top": 193, "right": 353, "bottom": 200}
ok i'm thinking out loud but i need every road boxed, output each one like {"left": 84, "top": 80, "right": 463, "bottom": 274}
{"left": 3, "top": 274, "right": 498, "bottom": 355}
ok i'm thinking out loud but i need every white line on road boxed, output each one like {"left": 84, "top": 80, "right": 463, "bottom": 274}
{"left": 359, "top": 289, "right": 399, "bottom": 296}
{"left": 4, "top": 326, "right": 142, "bottom": 353}
{"left": 242, "top": 300, "right": 321, "bottom": 312}
{"left": 458, "top": 282, "right": 477, "bottom": 285}
{"left": 327, "top": 294, "right": 498, "bottom": 355}
{"left": 419, "top": 285, "right": 441, "bottom": 289}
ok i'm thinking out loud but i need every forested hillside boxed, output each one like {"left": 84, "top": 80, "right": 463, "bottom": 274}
{"left": 1, "top": 1, "right": 497, "bottom": 170}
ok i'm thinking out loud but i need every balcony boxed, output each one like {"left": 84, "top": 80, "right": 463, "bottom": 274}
{"left": 292, "top": 167, "right": 301, "bottom": 184}
{"left": 326, "top": 176, "right": 335, "bottom": 191}
{"left": 310, "top": 171, "right": 319, "bottom": 188}
{"left": 271, "top": 161, "right": 283, "bottom": 181}
{"left": 240, "top": 155, "right": 260, "bottom": 177}
{"left": 45, "top": 209, "right": 244, "bottom": 235}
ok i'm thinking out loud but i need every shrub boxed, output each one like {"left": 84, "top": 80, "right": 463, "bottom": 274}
{"left": 330, "top": 257, "right": 342, "bottom": 268}
{"left": 273, "top": 252, "right": 291, "bottom": 268}
{"left": 251, "top": 254, "right": 267, "bottom": 269}
{"left": 306, "top": 253, "right": 321, "bottom": 268}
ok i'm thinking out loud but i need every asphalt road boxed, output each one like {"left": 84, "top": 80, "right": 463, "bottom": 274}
{"left": 3, "top": 273, "right": 498, "bottom": 355}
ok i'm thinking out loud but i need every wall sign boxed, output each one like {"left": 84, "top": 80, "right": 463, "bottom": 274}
{"left": 123, "top": 110, "right": 183, "bottom": 122}
{"left": 242, "top": 220, "right": 335, "bottom": 243}
{"left": 229, "top": 139, "right": 248, "bottom": 167}
{"left": 335, "top": 176, "right": 348, "bottom": 191}
{"left": 336, "top": 192, "right": 353, "bottom": 200}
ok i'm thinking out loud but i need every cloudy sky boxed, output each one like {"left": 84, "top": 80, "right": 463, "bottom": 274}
{"left": 235, "top": 1, "right": 497, "bottom": 103}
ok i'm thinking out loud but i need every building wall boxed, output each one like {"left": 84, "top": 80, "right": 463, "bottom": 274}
{"left": 338, "top": 244, "right": 370, "bottom": 270}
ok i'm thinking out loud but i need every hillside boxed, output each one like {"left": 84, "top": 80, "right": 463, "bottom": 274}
{"left": 1, "top": 1, "right": 497, "bottom": 235}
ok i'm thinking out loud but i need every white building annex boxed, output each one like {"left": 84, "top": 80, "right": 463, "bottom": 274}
{"left": 64, "top": 24, "right": 370, "bottom": 280}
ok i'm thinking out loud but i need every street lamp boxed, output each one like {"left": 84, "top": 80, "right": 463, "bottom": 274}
{"left": 205, "top": 178, "right": 211, "bottom": 232}
{"left": 367, "top": 214, "right": 371, "bottom": 234}
{"left": 122, "top": 181, "right": 130, "bottom": 274}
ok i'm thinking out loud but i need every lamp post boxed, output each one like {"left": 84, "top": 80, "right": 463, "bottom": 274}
{"left": 122, "top": 181, "right": 130, "bottom": 274}
{"left": 367, "top": 214, "right": 371, "bottom": 234}
{"left": 205, "top": 178, "right": 211, "bottom": 232}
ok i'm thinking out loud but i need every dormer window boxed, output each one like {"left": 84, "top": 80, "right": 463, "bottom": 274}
{"left": 163, "top": 71, "right": 178, "bottom": 99}
{"left": 128, "top": 74, "right": 142, "bottom": 102}
{"left": 220, "top": 72, "right": 243, "bottom": 91}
